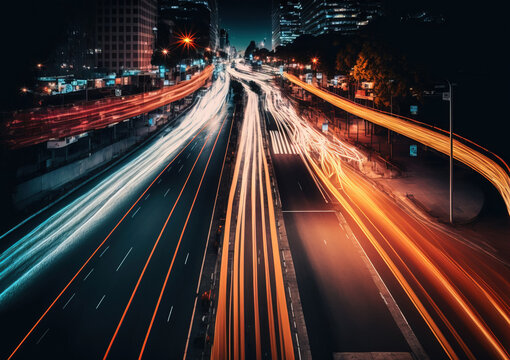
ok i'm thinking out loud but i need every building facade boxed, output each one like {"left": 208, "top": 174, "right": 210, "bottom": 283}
{"left": 301, "top": 0, "right": 382, "bottom": 37}
{"left": 95, "top": 0, "right": 157, "bottom": 74}
{"left": 159, "top": 0, "right": 219, "bottom": 51}
{"left": 271, "top": 0, "right": 302, "bottom": 50}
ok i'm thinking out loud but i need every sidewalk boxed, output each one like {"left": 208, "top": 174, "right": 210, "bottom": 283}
{"left": 299, "top": 105, "right": 485, "bottom": 223}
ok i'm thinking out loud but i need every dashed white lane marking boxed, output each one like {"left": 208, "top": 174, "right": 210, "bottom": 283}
{"left": 297, "top": 181, "right": 303, "bottom": 191}
{"left": 99, "top": 246, "right": 110, "bottom": 258}
{"left": 132, "top": 207, "right": 141, "bottom": 218}
{"left": 186, "top": 153, "right": 191, "bottom": 159}
{"left": 62, "top": 293, "right": 76, "bottom": 309}
{"left": 116, "top": 247, "right": 133, "bottom": 272}
{"left": 164, "top": 188, "right": 171, "bottom": 197}
{"left": 157, "top": 178, "right": 162, "bottom": 184}
{"left": 178, "top": 165, "right": 183, "bottom": 173}
{"left": 167, "top": 305, "right": 174, "bottom": 322}
{"left": 144, "top": 193, "right": 150, "bottom": 200}
{"left": 184, "top": 252, "right": 189, "bottom": 265}
{"left": 83, "top": 268, "right": 94, "bottom": 281}
{"left": 96, "top": 295, "right": 106, "bottom": 310}
{"left": 36, "top": 328, "right": 50, "bottom": 345}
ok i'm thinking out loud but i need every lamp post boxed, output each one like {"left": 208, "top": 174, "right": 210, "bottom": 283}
{"left": 446, "top": 80, "right": 453, "bottom": 224}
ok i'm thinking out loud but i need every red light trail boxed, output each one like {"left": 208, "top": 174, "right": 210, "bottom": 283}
{"left": 1, "top": 65, "right": 213, "bottom": 149}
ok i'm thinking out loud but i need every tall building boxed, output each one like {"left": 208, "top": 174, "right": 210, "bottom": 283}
{"left": 219, "top": 28, "right": 230, "bottom": 50}
{"left": 301, "top": 0, "right": 383, "bottom": 37}
{"left": 271, "top": 0, "right": 302, "bottom": 50}
{"left": 95, "top": 0, "right": 157, "bottom": 74}
{"left": 159, "top": 0, "right": 219, "bottom": 50}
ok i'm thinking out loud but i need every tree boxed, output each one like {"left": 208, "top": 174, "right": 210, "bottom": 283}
{"left": 244, "top": 41, "right": 257, "bottom": 58}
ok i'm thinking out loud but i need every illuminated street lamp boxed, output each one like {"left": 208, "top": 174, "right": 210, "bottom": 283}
{"left": 162, "top": 48, "right": 169, "bottom": 55}
{"left": 311, "top": 57, "right": 318, "bottom": 64}
{"left": 36, "top": 63, "right": 43, "bottom": 69}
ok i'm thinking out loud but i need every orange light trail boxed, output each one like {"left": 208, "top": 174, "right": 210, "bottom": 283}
{"left": 103, "top": 128, "right": 213, "bottom": 359}
{"left": 137, "top": 109, "right": 229, "bottom": 359}
{"left": 254, "top": 70, "right": 510, "bottom": 359}
{"left": 283, "top": 72, "right": 510, "bottom": 215}
{"left": 6, "top": 117, "right": 213, "bottom": 360}
{"left": 211, "top": 71, "right": 295, "bottom": 359}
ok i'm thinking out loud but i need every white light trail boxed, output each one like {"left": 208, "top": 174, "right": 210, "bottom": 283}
{"left": 0, "top": 70, "right": 230, "bottom": 305}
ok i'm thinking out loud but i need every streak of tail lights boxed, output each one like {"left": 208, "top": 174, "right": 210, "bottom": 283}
{"left": 0, "top": 72, "right": 229, "bottom": 307}
{"left": 235, "top": 64, "right": 510, "bottom": 359}
{"left": 211, "top": 71, "right": 294, "bottom": 359}
{"left": 284, "top": 73, "right": 510, "bottom": 216}
{"left": 1, "top": 66, "right": 214, "bottom": 149}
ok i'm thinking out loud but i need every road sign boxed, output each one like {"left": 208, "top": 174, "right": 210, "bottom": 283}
{"left": 322, "top": 123, "right": 328, "bottom": 133}
{"left": 410, "top": 144, "right": 418, "bottom": 157}
{"left": 442, "top": 92, "right": 451, "bottom": 101}
{"left": 115, "top": 88, "right": 122, "bottom": 97}
{"left": 410, "top": 105, "right": 418, "bottom": 115}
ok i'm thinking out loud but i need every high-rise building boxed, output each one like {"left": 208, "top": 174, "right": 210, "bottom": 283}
{"left": 219, "top": 28, "right": 230, "bottom": 50}
{"left": 95, "top": 0, "right": 157, "bottom": 74}
{"left": 159, "top": 0, "right": 219, "bottom": 50}
{"left": 301, "top": 0, "right": 383, "bottom": 37}
{"left": 271, "top": 0, "right": 302, "bottom": 50}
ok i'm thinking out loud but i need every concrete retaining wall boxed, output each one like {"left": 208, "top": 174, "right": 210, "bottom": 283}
{"left": 14, "top": 137, "right": 137, "bottom": 208}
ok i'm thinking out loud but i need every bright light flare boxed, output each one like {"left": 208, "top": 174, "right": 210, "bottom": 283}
{"left": 176, "top": 31, "right": 197, "bottom": 51}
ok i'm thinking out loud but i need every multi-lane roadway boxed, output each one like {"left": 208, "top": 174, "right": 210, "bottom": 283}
{"left": 1, "top": 70, "right": 232, "bottom": 359}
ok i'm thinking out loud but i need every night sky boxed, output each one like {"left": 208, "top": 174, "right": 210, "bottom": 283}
{"left": 218, "top": 0, "right": 272, "bottom": 52}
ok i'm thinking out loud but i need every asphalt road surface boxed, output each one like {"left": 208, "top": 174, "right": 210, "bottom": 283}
{"left": 0, "top": 72, "right": 234, "bottom": 359}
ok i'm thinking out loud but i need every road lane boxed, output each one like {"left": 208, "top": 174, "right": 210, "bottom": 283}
{"left": 1, "top": 70, "right": 232, "bottom": 359}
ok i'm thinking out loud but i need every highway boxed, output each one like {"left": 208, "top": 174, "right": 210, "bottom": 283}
{"left": 0, "top": 69, "right": 233, "bottom": 359}
{"left": 211, "top": 74, "right": 295, "bottom": 359}
{"left": 235, "top": 63, "right": 510, "bottom": 359}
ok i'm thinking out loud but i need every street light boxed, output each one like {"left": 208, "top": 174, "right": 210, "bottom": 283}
{"left": 445, "top": 80, "right": 454, "bottom": 224}
{"left": 162, "top": 48, "right": 169, "bottom": 55}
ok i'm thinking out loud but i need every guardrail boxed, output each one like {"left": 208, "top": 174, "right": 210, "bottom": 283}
{"left": 284, "top": 72, "right": 510, "bottom": 215}
{"left": 1, "top": 65, "right": 214, "bottom": 149}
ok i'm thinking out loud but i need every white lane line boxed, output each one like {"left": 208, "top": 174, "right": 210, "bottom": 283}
{"left": 279, "top": 131, "right": 291, "bottom": 154}
{"left": 276, "top": 131, "right": 288, "bottom": 154}
{"left": 166, "top": 166, "right": 172, "bottom": 173}
{"left": 282, "top": 132, "right": 293, "bottom": 154}
{"left": 297, "top": 181, "right": 303, "bottom": 191}
{"left": 269, "top": 131, "right": 276, "bottom": 153}
{"left": 96, "top": 295, "right": 106, "bottom": 310}
{"left": 178, "top": 165, "right": 183, "bottom": 173}
{"left": 36, "top": 328, "right": 50, "bottom": 345}
{"left": 116, "top": 247, "right": 133, "bottom": 272}
{"left": 83, "top": 268, "right": 94, "bottom": 281}
{"left": 186, "top": 153, "right": 191, "bottom": 159}
{"left": 132, "top": 206, "right": 141, "bottom": 218}
{"left": 164, "top": 188, "right": 171, "bottom": 197}
{"left": 272, "top": 131, "right": 282, "bottom": 154}
{"left": 167, "top": 305, "right": 174, "bottom": 322}
{"left": 270, "top": 131, "right": 279, "bottom": 154}
{"left": 274, "top": 131, "right": 285, "bottom": 154}
{"left": 191, "top": 142, "right": 197, "bottom": 150}
{"left": 184, "top": 252, "right": 189, "bottom": 265}
{"left": 62, "top": 293, "right": 76, "bottom": 309}
{"left": 99, "top": 246, "right": 110, "bottom": 258}
{"left": 144, "top": 193, "right": 150, "bottom": 200}
{"left": 157, "top": 178, "right": 162, "bottom": 184}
